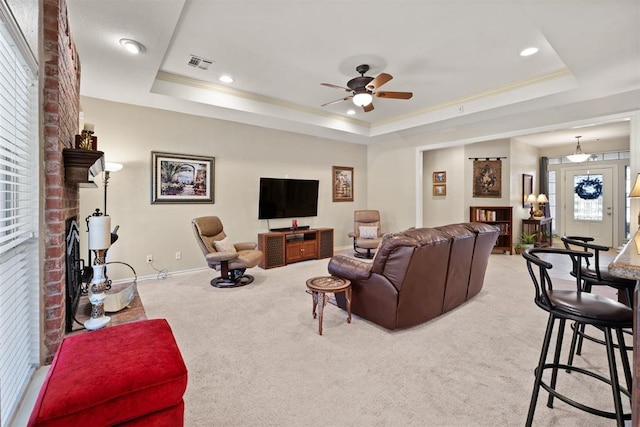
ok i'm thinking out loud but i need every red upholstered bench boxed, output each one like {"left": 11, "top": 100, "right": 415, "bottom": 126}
{"left": 28, "top": 319, "right": 188, "bottom": 427}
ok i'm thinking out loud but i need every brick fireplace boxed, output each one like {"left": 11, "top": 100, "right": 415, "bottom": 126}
{"left": 42, "top": 0, "right": 82, "bottom": 363}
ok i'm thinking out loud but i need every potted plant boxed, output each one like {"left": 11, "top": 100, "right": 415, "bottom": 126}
{"left": 520, "top": 232, "right": 537, "bottom": 250}
{"left": 514, "top": 242, "right": 524, "bottom": 255}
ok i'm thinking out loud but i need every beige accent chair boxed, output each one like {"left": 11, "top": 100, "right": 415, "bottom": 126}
{"left": 348, "top": 210, "right": 382, "bottom": 259}
{"left": 192, "top": 216, "right": 263, "bottom": 288}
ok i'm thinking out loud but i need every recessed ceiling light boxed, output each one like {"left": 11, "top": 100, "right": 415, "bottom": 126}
{"left": 347, "top": 110, "right": 356, "bottom": 115}
{"left": 119, "top": 38, "right": 145, "bottom": 54}
{"left": 219, "top": 75, "right": 234, "bottom": 83}
{"left": 520, "top": 47, "right": 539, "bottom": 57}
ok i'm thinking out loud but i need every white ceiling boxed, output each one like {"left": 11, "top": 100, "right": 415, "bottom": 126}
{"left": 67, "top": 0, "right": 640, "bottom": 146}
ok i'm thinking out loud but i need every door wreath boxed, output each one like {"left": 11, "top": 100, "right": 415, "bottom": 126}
{"left": 574, "top": 177, "right": 602, "bottom": 200}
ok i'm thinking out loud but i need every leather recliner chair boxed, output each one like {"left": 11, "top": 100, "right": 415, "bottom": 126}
{"left": 329, "top": 222, "right": 499, "bottom": 329}
{"left": 192, "top": 216, "right": 263, "bottom": 288}
{"left": 348, "top": 210, "right": 383, "bottom": 259}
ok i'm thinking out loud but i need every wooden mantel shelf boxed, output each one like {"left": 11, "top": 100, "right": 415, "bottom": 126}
{"left": 62, "top": 148, "right": 104, "bottom": 185}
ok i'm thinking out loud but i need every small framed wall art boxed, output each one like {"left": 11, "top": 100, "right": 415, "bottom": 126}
{"left": 433, "top": 184, "right": 446, "bottom": 196}
{"left": 433, "top": 171, "right": 446, "bottom": 183}
{"left": 332, "top": 166, "right": 354, "bottom": 202}
{"left": 151, "top": 151, "right": 215, "bottom": 204}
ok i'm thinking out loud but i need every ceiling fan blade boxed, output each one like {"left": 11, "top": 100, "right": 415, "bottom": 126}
{"left": 366, "top": 73, "right": 392, "bottom": 90}
{"left": 321, "top": 96, "right": 351, "bottom": 107}
{"left": 375, "top": 91, "right": 413, "bottom": 99}
{"left": 363, "top": 103, "right": 374, "bottom": 112}
{"left": 321, "top": 83, "right": 352, "bottom": 92}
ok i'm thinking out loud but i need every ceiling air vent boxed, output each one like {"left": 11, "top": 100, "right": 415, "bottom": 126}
{"left": 187, "top": 55, "right": 213, "bottom": 70}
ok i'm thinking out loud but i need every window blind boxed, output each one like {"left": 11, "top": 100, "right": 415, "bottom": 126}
{"left": 0, "top": 8, "right": 38, "bottom": 427}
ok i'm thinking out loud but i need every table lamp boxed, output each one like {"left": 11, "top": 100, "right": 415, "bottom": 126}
{"left": 85, "top": 213, "right": 112, "bottom": 330}
{"left": 526, "top": 193, "right": 537, "bottom": 219}
{"left": 630, "top": 173, "right": 640, "bottom": 226}
{"left": 537, "top": 194, "right": 548, "bottom": 217}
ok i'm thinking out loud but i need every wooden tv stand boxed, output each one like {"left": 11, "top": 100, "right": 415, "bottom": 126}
{"left": 258, "top": 228, "right": 333, "bottom": 269}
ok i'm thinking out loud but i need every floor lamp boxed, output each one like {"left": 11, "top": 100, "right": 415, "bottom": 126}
{"left": 103, "top": 162, "right": 123, "bottom": 215}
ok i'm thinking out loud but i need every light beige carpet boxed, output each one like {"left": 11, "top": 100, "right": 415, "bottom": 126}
{"left": 137, "top": 251, "right": 631, "bottom": 426}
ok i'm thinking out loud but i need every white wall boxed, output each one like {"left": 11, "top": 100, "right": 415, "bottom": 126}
{"left": 538, "top": 137, "right": 629, "bottom": 158}
{"left": 366, "top": 143, "right": 418, "bottom": 233}
{"left": 79, "top": 97, "right": 368, "bottom": 280}
{"left": 463, "top": 139, "right": 511, "bottom": 209}
{"left": 5, "top": 0, "right": 38, "bottom": 53}
{"left": 509, "top": 139, "right": 540, "bottom": 240}
{"left": 78, "top": 97, "right": 638, "bottom": 281}
{"left": 368, "top": 117, "right": 636, "bottom": 252}
{"left": 419, "top": 138, "right": 535, "bottom": 244}
{"left": 422, "top": 146, "right": 466, "bottom": 226}
{"left": 387, "top": 135, "right": 537, "bottom": 247}
{"left": 540, "top": 136, "right": 630, "bottom": 246}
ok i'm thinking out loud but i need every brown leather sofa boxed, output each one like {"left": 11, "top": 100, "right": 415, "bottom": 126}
{"left": 327, "top": 222, "right": 499, "bottom": 330}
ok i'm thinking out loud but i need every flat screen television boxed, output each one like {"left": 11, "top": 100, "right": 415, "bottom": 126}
{"left": 258, "top": 177, "right": 319, "bottom": 219}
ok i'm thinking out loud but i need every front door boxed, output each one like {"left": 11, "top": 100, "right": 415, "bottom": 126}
{"left": 563, "top": 167, "right": 614, "bottom": 247}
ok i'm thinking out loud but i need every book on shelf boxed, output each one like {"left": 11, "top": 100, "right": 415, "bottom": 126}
{"left": 474, "top": 209, "right": 497, "bottom": 222}
{"left": 499, "top": 223, "right": 509, "bottom": 235}
{"left": 470, "top": 206, "right": 513, "bottom": 254}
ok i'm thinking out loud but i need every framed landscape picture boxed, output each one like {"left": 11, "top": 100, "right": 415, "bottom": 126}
{"left": 151, "top": 151, "right": 215, "bottom": 204}
{"left": 332, "top": 166, "right": 353, "bottom": 202}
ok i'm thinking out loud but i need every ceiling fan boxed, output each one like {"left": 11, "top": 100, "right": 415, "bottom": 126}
{"left": 321, "top": 64, "right": 413, "bottom": 112}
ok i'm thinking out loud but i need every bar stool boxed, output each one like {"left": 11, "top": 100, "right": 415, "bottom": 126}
{"left": 562, "top": 236, "right": 636, "bottom": 305}
{"left": 561, "top": 236, "right": 636, "bottom": 359}
{"left": 523, "top": 248, "right": 632, "bottom": 426}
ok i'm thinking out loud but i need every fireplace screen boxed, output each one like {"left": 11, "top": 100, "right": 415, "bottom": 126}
{"left": 65, "top": 218, "right": 86, "bottom": 332}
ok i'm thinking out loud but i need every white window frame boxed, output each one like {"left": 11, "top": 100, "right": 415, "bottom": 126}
{"left": 0, "top": 3, "right": 39, "bottom": 426}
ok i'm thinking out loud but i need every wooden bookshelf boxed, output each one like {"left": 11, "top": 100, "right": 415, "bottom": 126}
{"left": 470, "top": 206, "right": 513, "bottom": 255}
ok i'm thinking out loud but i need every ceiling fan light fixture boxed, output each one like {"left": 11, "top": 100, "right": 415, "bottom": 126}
{"left": 321, "top": 65, "right": 411, "bottom": 112}
{"left": 353, "top": 92, "right": 373, "bottom": 107}
{"left": 119, "top": 38, "right": 145, "bottom": 54}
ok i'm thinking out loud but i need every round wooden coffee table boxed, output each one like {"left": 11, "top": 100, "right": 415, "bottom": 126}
{"left": 305, "top": 276, "right": 351, "bottom": 335}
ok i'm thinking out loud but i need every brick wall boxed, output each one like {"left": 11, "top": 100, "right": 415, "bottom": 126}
{"left": 42, "top": 0, "right": 81, "bottom": 363}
